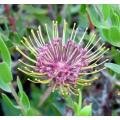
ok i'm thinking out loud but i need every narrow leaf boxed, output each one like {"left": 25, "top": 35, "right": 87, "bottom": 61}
{"left": 79, "top": 104, "right": 92, "bottom": 116}
{"left": 17, "top": 77, "right": 23, "bottom": 94}
{"left": 20, "top": 92, "right": 30, "bottom": 112}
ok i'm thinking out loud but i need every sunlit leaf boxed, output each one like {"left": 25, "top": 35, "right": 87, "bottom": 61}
{"left": 110, "top": 9, "right": 120, "bottom": 26}
{"left": 0, "top": 36, "right": 11, "bottom": 67}
{"left": 0, "top": 62, "right": 12, "bottom": 92}
{"left": 78, "top": 104, "right": 92, "bottom": 116}
{"left": 109, "top": 27, "right": 120, "bottom": 47}
{"left": 105, "top": 63, "right": 120, "bottom": 74}
{"left": 0, "top": 62, "right": 12, "bottom": 83}
{"left": 86, "top": 7, "right": 104, "bottom": 28}
{"left": 0, "top": 80, "right": 11, "bottom": 92}
{"left": 101, "top": 27, "right": 110, "bottom": 40}
{"left": 73, "top": 102, "right": 80, "bottom": 116}
{"left": 102, "top": 5, "right": 111, "bottom": 21}
{"left": 101, "top": 27, "right": 120, "bottom": 47}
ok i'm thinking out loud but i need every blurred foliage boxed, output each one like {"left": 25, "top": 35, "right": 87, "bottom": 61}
{"left": 66, "top": 91, "right": 92, "bottom": 116}
{"left": 87, "top": 5, "right": 120, "bottom": 47}
{"left": 0, "top": 4, "right": 120, "bottom": 116}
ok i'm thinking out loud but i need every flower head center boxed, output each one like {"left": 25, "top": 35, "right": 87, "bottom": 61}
{"left": 57, "top": 61, "right": 66, "bottom": 69}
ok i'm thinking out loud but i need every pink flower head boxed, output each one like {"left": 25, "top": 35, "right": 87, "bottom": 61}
{"left": 16, "top": 20, "right": 109, "bottom": 95}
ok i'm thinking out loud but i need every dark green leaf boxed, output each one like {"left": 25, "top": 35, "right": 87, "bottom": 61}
{"left": 1, "top": 93, "right": 20, "bottom": 116}
{"left": 80, "top": 5, "right": 87, "bottom": 14}
{"left": 50, "top": 103, "right": 63, "bottom": 116}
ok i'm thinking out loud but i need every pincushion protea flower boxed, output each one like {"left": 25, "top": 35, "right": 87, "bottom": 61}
{"left": 16, "top": 20, "right": 109, "bottom": 95}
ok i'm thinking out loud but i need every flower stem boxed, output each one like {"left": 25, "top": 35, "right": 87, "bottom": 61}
{"left": 86, "top": 5, "right": 94, "bottom": 31}
{"left": 38, "top": 84, "right": 53, "bottom": 107}
{"left": 4, "top": 5, "right": 16, "bottom": 32}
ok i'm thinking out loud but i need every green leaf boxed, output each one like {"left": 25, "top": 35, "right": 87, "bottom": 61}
{"left": 102, "top": 5, "right": 111, "bottom": 21}
{"left": 110, "top": 9, "right": 120, "bottom": 26}
{"left": 22, "top": 5, "right": 48, "bottom": 15}
{"left": 50, "top": 103, "right": 63, "bottom": 116}
{"left": 73, "top": 91, "right": 82, "bottom": 116}
{"left": 17, "top": 77, "right": 30, "bottom": 112}
{"left": 101, "top": 28, "right": 110, "bottom": 40}
{"left": 20, "top": 92, "right": 30, "bottom": 112}
{"left": 101, "top": 27, "right": 120, "bottom": 47}
{"left": 0, "top": 80, "right": 11, "bottom": 92}
{"left": 70, "top": 5, "right": 80, "bottom": 14}
{"left": 25, "top": 107, "right": 40, "bottom": 116}
{"left": 80, "top": 5, "right": 87, "bottom": 14}
{"left": 0, "top": 62, "right": 13, "bottom": 83}
{"left": 56, "top": 15, "right": 62, "bottom": 24}
{"left": 17, "top": 77, "right": 23, "bottom": 94}
{"left": 0, "top": 62, "right": 12, "bottom": 92}
{"left": 1, "top": 93, "right": 20, "bottom": 116}
{"left": 73, "top": 102, "right": 80, "bottom": 116}
{"left": 111, "top": 48, "right": 120, "bottom": 64}
{"left": 0, "top": 36, "right": 11, "bottom": 67}
{"left": 65, "top": 94, "right": 74, "bottom": 109}
{"left": 79, "top": 104, "right": 92, "bottom": 116}
{"left": 105, "top": 63, "right": 120, "bottom": 74}
{"left": 109, "top": 27, "right": 120, "bottom": 47}
{"left": 86, "top": 7, "right": 104, "bottom": 28}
